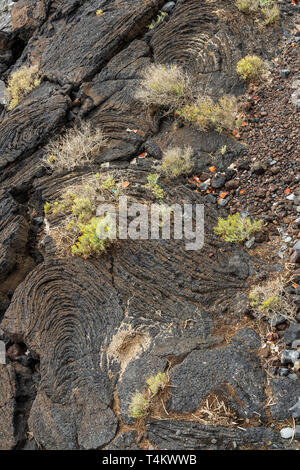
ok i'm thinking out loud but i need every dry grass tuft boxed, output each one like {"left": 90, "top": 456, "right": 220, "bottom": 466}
{"left": 43, "top": 121, "right": 107, "bottom": 172}
{"left": 192, "top": 394, "right": 239, "bottom": 427}
{"left": 249, "top": 277, "right": 297, "bottom": 323}
{"left": 160, "top": 146, "right": 193, "bottom": 178}
{"left": 135, "top": 64, "right": 192, "bottom": 113}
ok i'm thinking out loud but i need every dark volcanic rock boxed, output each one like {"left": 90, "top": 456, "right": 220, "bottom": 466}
{"left": 0, "top": 85, "right": 69, "bottom": 169}
{"left": 270, "top": 378, "right": 300, "bottom": 421}
{"left": 146, "top": 420, "right": 284, "bottom": 450}
{"left": 106, "top": 431, "right": 139, "bottom": 450}
{"left": 2, "top": 259, "right": 123, "bottom": 449}
{"left": 167, "top": 329, "right": 266, "bottom": 419}
{"left": 22, "top": 0, "right": 165, "bottom": 85}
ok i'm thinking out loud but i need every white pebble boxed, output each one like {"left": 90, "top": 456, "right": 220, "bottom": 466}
{"left": 280, "top": 427, "right": 294, "bottom": 439}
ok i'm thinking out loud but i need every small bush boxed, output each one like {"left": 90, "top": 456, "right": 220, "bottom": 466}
{"left": 6, "top": 65, "right": 41, "bottom": 110}
{"left": 44, "top": 173, "right": 122, "bottom": 257}
{"left": 249, "top": 278, "right": 297, "bottom": 322}
{"left": 43, "top": 122, "right": 107, "bottom": 172}
{"left": 135, "top": 64, "right": 191, "bottom": 113}
{"left": 213, "top": 213, "right": 263, "bottom": 243}
{"left": 236, "top": 0, "right": 279, "bottom": 24}
{"left": 146, "top": 372, "right": 167, "bottom": 396}
{"left": 262, "top": 5, "right": 280, "bottom": 25}
{"left": 161, "top": 146, "right": 193, "bottom": 178}
{"left": 235, "top": 0, "right": 260, "bottom": 14}
{"left": 177, "top": 95, "right": 240, "bottom": 134}
{"left": 237, "top": 55, "right": 266, "bottom": 83}
{"left": 129, "top": 392, "right": 150, "bottom": 419}
{"left": 145, "top": 173, "right": 165, "bottom": 199}
{"left": 71, "top": 216, "right": 114, "bottom": 259}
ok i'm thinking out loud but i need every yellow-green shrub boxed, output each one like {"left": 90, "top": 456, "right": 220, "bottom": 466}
{"left": 236, "top": 55, "right": 266, "bottom": 82}
{"left": 128, "top": 393, "right": 150, "bottom": 419}
{"left": 146, "top": 372, "right": 167, "bottom": 396}
{"left": 213, "top": 213, "right": 263, "bottom": 243}
{"left": 145, "top": 173, "right": 165, "bottom": 199}
{"left": 43, "top": 174, "right": 121, "bottom": 258}
{"left": 236, "top": 0, "right": 279, "bottom": 25}
{"left": 6, "top": 65, "right": 41, "bottom": 110}
{"left": 71, "top": 217, "right": 111, "bottom": 259}
{"left": 235, "top": 0, "right": 260, "bottom": 14}
{"left": 262, "top": 5, "right": 280, "bottom": 25}
{"left": 177, "top": 95, "right": 240, "bottom": 134}
{"left": 128, "top": 371, "right": 169, "bottom": 419}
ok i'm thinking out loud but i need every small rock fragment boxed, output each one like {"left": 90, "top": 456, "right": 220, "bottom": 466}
{"left": 280, "top": 427, "right": 293, "bottom": 439}
{"left": 281, "top": 349, "right": 299, "bottom": 365}
{"left": 279, "top": 69, "right": 290, "bottom": 79}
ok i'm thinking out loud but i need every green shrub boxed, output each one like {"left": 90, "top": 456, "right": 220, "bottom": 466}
{"left": 128, "top": 393, "right": 150, "bottom": 419}
{"left": 145, "top": 174, "right": 165, "bottom": 199}
{"left": 237, "top": 55, "right": 266, "bottom": 82}
{"left": 6, "top": 65, "right": 41, "bottom": 110}
{"left": 71, "top": 216, "right": 113, "bottom": 259}
{"left": 128, "top": 371, "right": 169, "bottom": 419}
{"left": 146, "top": 372, "right": 167, "bottom": 396}
{"left": 44, "top": 173, "right": 120, "bottom": 257}
{"left": 135, "top": 64, "right": 192, "bottom": 113}
{"left": 213, "top": 213, "right": 263, "bottom": 243}
{"left": 161, "top": 146, "right": 193, "bottom": 178}
{"left": 177, "top": 95, "right": 240, "bottom": 134}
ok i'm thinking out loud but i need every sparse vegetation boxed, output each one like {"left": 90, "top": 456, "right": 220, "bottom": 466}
{"left": 128, "top": 392, "right": 150, "bottom": 419}
{"left": 146, "top": 372, "right": 168, "bottom": 396}
{"left": 262, "top": 4, "right": 280, "bottom": 25}
{"left": 128, "top": 371, "right": 169, "bottom": 420}
{"left": 249, "top": 278, "right": 297, "bottom": 322}
{"left": 235, "top": 0, "right": 260, "bottom": 14}
{"left": 193, "top": 394, "right": 239, "bottom": 427}
{"left": 148, "top": 11, "right": 168, "bottom": 30}
{"left": 177, "top": 95, "right": 240, "bottom": 134}
{"left": 235, "top": 0, "right": 280, "bottom": 25}
{"left": 220, "top": 145, "right": 227, "bottom": 156}
{"left": 6, "top": 65, "right": 41, "bottom": 110}
{"left": 44, "top": 174, "right": 122, "bottom": 257}
{"left": 237, "top": 55, "right": 266, "bottom": 83}
{"left": 43, "top": 122, "right": 107, "bottom": 172}
{"left": 135, "top": 64, "right": 192, "bottom": 113}
{"left": 213, "top": 213, "right": 263, "bottom": 243}
{"left": 145, "top": 173, "right": 165, "bottom": 199}
{"left": 71, "top": 215, "right": 114, "bottom": 258}
{"left": 160, "top": 146, "right": 193, "bottom": 178}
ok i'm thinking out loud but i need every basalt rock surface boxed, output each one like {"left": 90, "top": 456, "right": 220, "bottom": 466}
{"left": 0, "top": 0, "right": 299, "bottom": 451}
